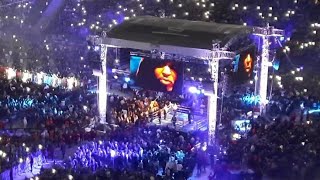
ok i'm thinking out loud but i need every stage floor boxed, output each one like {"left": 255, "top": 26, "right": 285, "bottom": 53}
{"left": 148, "top": 111, "right": 208, "bottom": 133}
{"left": 106, "top": 88, "right": 208, "bottom": 133}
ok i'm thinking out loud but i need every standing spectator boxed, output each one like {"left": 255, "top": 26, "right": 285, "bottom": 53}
{"left": 29, "top": 154, "right": 34, "bottom": 173}
{"left": 158, "top": 110, "right": 162, "bottom": 124}
{"left": 23, "top": 117, "right": 28, "bottom": 129}
{"left": 61, "top": 142, "right": 66, "bottom": 159}
{"left": 172, "top": 115, "right": 177, "bottom": 128}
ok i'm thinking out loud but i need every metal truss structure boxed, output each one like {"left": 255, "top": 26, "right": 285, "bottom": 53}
{"left": 208, "top": 43, "right": 235, "bottom": 145}
{"left": 252, "top": 25, "right": 284, "bottom": 114}
{"left": 98, "top": 44, "right": 108, "bottom": 123}
{"left": 89, "top": 23, "right": 283, "bottom": 144}
{"left": 90, "top": 33, "right": 235, "bottom": 144}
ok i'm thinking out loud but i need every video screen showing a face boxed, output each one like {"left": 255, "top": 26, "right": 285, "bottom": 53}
{"left": 232, "top": 46, "right": 256, "bottom": 83}
{"left": 130, "top": 56, "right": 183, "bottom": 93}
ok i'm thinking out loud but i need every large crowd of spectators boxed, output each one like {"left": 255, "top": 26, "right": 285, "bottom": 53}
{"left": 0, "top": 76, "right": 320, "bottom": 179}
{"left": 213, "top": 84, "right": 320, "bottom": 179}
{"left": 0, "top": 0, "right": 319, "bottom": 81}
{"left": 223, "top": 119, "right": 320, "bottom": 179}
{"left": 45, "top": 126, "right": 201, "bottom": 180}
{"left": 0, "top": 76, "right": 99, "bottom": 175}
{"left": 0, "top": 0, "right": 319, "bottom": 179}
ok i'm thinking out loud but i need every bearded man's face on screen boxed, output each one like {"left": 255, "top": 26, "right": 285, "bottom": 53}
{"left": 154, "top": 64, "right": 177, "bottom": 92}
{"left": 244, "top": 54, "right": 253, "bottom": 74}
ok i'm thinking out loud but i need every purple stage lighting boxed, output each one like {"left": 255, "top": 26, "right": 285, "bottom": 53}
{"left": 124, "top": 77, "right": 130, "bottom": 83}
{"left": 188, "top": 86, "right": 200, "bottom": 94}
{"left": 110, "top": 150, "right": 116, "bottom": 157}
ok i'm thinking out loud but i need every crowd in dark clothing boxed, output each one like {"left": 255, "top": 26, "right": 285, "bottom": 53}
{"left": 35, "top": 126, "right": 206, "bottom": 180}
{"left": 0, "top": 0, "right": 319, "bottom": 83}
{"left": 219, "top": 119, "right": 320, "bottom": 179}
{"left": 108, "top": 92, "right": 172, "bottom": 126}
{"left": 1, "top": 73, "right": 320, "bottom": 180}
{"left": 0, "top": 77, "right": 99, "bottom": 174}
{"left": 0, "top": 0, "right": 319, "bottom": 180}
{"left": 213, "top": 86, "right": 320, "bottom": 179}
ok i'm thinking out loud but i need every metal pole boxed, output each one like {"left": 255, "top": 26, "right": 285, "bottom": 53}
{"left": 253, "top": 25, "right": 284, "bottom": 115}
{"left": 99, "top": 45, "right": 108, "bottom": 123}
{"left": 259, "top": 34, "right": 270, "bottom": 114}
{"left": 208, "top": 56, "right": 219, "bottom": 146}
{"left": 207, "top": 44, "right": 235, "bottom": 145}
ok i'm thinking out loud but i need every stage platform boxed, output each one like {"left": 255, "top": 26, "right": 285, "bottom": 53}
{"left": 107, "top": 87, "right": 209, "bottom": 133}
{"left": 148, "top": 111, "right": 208, "bottom": 133}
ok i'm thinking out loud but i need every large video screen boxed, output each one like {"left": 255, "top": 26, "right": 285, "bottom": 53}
{"left": 232, "top": 46, "right": 256, "bottom": 83}
{"left": 130, "top": 56, "right": 183, "bottom": 93}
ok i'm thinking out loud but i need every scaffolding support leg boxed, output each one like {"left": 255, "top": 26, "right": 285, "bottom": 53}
{"left": 208, "top": 58, "right": 219, "bottom": 145}
{"left": 99, "top": 45, "right": 108, "bottom": 123}
{"left": 259, "top": 35, "right": 269, "bottom": 114}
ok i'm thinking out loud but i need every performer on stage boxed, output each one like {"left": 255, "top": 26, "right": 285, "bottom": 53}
{"left": 172, "top": 115, "right": 177, "bottom": 128}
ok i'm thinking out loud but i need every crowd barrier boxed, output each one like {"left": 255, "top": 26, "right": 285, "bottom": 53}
{"left": 0, "top": 152, "right": 44, "bottom": 180}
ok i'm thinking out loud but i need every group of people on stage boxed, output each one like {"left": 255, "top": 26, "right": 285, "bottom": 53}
{"left": 109, "top": 92, "right": 181, "bottom": 126}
